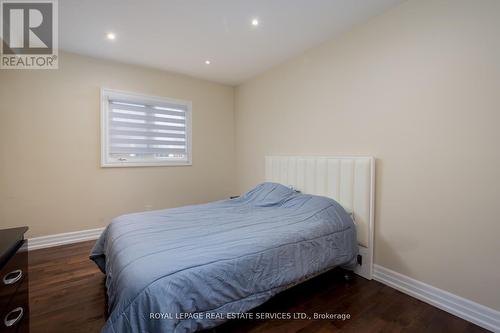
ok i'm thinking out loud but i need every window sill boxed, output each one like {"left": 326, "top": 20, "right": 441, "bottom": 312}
{"left": 101, "top": 160, "right": 192, "bottom": 168}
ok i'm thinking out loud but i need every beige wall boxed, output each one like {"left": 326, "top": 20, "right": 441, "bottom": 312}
{"left": 0, "top": 52, "right": 235, "bottom": 238}
{"left": 235, "top": 0, "right": 500, "bottom": 311}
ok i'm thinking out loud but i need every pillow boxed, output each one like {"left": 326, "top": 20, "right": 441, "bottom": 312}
{"left": 345, "top": 209, "right": 355, "bottom": 221}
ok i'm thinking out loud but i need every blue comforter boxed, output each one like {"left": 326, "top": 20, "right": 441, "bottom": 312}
{"left": 90, "top": 182, "right": 358, "bottom": 333}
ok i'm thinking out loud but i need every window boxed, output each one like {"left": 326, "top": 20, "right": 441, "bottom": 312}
{"left": 101, "top": 89, "right": 192, "bottom": 167}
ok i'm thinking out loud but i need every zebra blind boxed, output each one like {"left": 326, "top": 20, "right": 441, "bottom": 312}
{"left": 101, "top": 89, "right": 192, "bottom": 167}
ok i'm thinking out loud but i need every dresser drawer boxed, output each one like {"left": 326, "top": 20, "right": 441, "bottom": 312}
{"left": 1, "top": 271, "right": 28, "bottom": 333}
{"left": 0, "top": 247, "right": 27, "bottom": 314}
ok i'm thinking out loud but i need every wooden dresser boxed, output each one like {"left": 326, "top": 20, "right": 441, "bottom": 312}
{"left": 0, "top": 227, "right": 29, "bottom": 333}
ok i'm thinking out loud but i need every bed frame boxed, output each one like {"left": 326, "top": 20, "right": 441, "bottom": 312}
{"left": 265, "top": 156, "right": 375, "bottom": 280}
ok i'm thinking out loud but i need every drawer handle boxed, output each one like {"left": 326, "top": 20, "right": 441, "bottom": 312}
{"left": 4, "top": 307, "right": 23, "bottom": 327}
{"left": 3, "top": 269, "right": 22, "bottom": 285}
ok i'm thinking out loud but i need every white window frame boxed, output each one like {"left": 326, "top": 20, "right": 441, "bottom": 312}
{"left": 100, "top": 88, "right": 192, "bottom": 167}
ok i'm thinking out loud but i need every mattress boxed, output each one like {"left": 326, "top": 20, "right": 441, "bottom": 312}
{"left": 90, "top": 182, "right": 358, "bottom": 333}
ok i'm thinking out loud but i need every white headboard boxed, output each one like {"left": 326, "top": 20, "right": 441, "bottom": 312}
{"left": 265, "top": 155, "right": 375, "bottom": 279}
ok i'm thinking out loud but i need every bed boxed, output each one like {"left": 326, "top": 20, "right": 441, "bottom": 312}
{"left": 91, "top": 156, "right": 375, "bottom": 333}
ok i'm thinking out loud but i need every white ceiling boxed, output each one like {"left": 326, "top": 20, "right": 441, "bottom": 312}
{"left": 60, "top": 0, "right": 404, "bottom": 85}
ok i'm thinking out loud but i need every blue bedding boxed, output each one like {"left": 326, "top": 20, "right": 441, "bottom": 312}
{"left": 90, "top": 182, "right": 358, "bottom": 333}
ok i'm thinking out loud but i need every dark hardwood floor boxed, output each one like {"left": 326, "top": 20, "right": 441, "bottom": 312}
{"left": 28, "top": 241, "right": 488, "bottom": 333}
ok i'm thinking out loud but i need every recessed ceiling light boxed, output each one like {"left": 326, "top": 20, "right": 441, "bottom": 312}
{"left": 106, "top": 32, "right": 116, "bottom": 40}
{"left": 251, "top": 18, "right": 259, "bottom": 26}
{"left": 205, "top": 60, "right": 211, "bottom": 65}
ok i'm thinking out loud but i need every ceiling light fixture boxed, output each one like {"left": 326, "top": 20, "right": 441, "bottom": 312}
{"left": 106, "top": 32, "right": 116, "bottom": 40}
{"left": 205, "top": 60, "right": 211, "bottom": 65}
{"left": 251, "top": 18, "right": 259, "bottom": 26}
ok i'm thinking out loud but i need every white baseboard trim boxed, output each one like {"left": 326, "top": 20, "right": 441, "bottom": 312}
{"left": 373, "top": 264, "right": 500, "bottom": 333}
{"left": 26, "top": 227, "right": 105, "bottom": 251}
